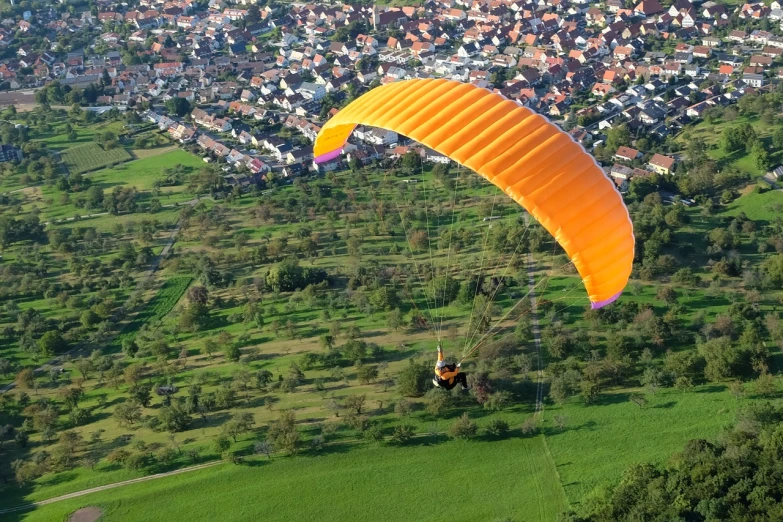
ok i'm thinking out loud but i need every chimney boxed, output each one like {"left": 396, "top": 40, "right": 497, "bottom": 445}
{"left": 372, "top": 4, "right": 379, "bottom": 31}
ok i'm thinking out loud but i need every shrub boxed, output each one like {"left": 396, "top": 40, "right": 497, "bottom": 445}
{"left": 448, "top": 413, "right": 478, "bottom": 440}
{"left": 390, "top": 424, "right": 416, "bottom": 444}
{"left": 485, "top": 419, "right": 510, "bottom": 437}
{"left": 364, "top": 423, "right": 384, "bottom": 443}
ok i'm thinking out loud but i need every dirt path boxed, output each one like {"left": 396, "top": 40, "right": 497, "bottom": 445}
{"left": 525, "top": 252, "right": 545, "bottom": 418}
{"left": 0, "top": 462, "right": 222, "bottom": 515}
{"left": 68, "top": 506, "right": 103, "bottom": 522}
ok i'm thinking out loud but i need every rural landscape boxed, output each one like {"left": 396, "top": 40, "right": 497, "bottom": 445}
{"left": 1, "top": 0, "right": 783, "bottom": 520}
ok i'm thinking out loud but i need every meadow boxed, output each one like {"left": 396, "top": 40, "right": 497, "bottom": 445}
{"left": 6, "top": 436, "right": 566, "bottom": 522}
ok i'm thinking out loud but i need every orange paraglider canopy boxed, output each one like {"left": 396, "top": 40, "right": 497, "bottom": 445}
{"left": 313, "top": 78, "right": 634, "bottom": 308}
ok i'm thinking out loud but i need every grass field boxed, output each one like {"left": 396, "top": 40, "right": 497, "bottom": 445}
{"left": 680, "top": 114, "right": 782, "bottom": 178}
{"left": 543, "top": 384, "right": 740, "bottom": 506}
{"left": 61, "top": 143, "right": 132, "bottom": 175}
{"left": 5, "top": 436, "right": 567, "bottom": 522}
{"left": 36, "top": 121, "right": 126, "bottom": 151}
{"left": 723, "top": 188, "right": 783, "bottom": 222}
{"left": 90, "top": 149, "right": 203, "bottom": 204}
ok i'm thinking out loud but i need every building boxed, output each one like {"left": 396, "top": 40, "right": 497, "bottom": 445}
{"left": 648, "top": 154, "right": 676, "bottom": 175}
{"left": 0, "top": 144, "right": 22, "bottom": 163}
{"left": 614, "top": 146, "right": 641, "bottom": 162}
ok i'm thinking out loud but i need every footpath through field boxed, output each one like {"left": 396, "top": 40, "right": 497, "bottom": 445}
{"left": 0, "top": 462, "right": 222, "bottom": 515}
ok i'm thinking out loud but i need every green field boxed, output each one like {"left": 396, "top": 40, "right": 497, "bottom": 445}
{"left": 723, "top": 187, "right": 783, "bottom": 222}
{"left": 5, "top": 437, "right": 567, "bottom": 522}
{"left": 61, "top": 143, "right": 132, "bottom": 175}
{"left": 680, "top": 114, "right": 782, "bottom": 178}
{"left": 36, "top": 120, "right": 126, "bottom": 151}
{"left": 543, "top": 384, "right": 739, "bottom": 506}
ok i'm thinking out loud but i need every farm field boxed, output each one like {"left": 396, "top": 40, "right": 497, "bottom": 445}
{"left": 61, "top": 143, "right": 132, "bottom": 175}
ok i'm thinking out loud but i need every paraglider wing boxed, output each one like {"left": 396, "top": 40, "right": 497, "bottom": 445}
{"left": 313, "top": 78, "right": 634, "bottom": 308}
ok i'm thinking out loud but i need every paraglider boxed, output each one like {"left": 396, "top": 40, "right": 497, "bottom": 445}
{"left": 433, "top": 343, "right": 470, "bottom": 391}
{"left": 313, "top": 78, "right": 634, "bottom": 310}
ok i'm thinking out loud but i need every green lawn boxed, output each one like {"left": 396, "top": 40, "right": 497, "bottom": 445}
{"left": 90, "top": 149, "right": 203, "bottom": 204}
{"left": 543, "top": 384, "right": 740, "bottom": 507}
{"left": 7, "top": 436, "right": 567, "bottom": 522}
{"left": 723, "top": 188, "right": 783, "bottom": 222}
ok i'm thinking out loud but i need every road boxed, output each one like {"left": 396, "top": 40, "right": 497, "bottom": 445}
{"left": 525, "top": 252, "right": 545, "bottom": 417}
{"left": 0, "top": 461, "right": 222, "bottom": 515}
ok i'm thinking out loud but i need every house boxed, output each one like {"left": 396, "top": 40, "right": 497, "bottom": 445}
{"left": 614, "top": 146, "right": 641, "bottom": 162}
{"left": 749, "top": 55, "right": 773, "bottom": 67}
{"left": 609, "top": 164, "right": 634, "bottom": 191}
{"left": 300, "top": 82, "right": 326, "bottom": 101}
{"left": 635, "top": 0, "right": 664, "bottom": 17}
{"left": 743, "top": 67, "right": 765, "bottom": 87}
{"left": 0, "top": 144, "right": 22, "bottom": 163}
{"left": 648, "top": 153, "right": 676, "bottom": 175}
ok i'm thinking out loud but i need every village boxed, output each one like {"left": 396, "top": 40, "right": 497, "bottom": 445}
{"left": 2, "top": 0, "right": 783, "bottom": 190}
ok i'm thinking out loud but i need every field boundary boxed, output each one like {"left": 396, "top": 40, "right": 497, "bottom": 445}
{"left": 0, "top": 461, "right": 223, "bottom": 515}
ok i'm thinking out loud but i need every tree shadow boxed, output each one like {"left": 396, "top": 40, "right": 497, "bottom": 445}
{"left": 652, "top": 401, "right": 677, "bottom": 409}
{"left": 693, "top": 385, "right": 726, "bottom": 394}
{"left": 36, "top": 470, "right": 78, "bottom": 488}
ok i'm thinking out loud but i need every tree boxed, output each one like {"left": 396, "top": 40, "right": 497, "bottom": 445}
{"left": 224, "top": 343, "right": 241, "bottom": 362}
{"left": 213, "top": 435, "right": 231, "bottom": 455}
{"left": 630, "top": 393, "right": 648, "bottom": 409}
{"left": 15, "top": 368, "right": 35, "bottom": 392}
{"left": 356, "top": 365, "right": 379, "bottom": 384}
{"left": 158, "top": 402, "right": 192, "bottom": 433}
{"left": 128, "top": 384, "right": 152, "bottom": 407}
{"left": 394, "top": 399, "right": 413, "bottom": 418}
{"left": 698, "top": 336, "right": 752, "bottom": 381}
{"left": 344, "top": 394, "right": 366, "bottom": 415}
{"left": 448, "top": 413, "right": 478, "bottom": 440}
{"left": 246, "top": 4, "right": 261, "bottom": 23}
{"left": 397, "top": 360, "right": 431, "bottom": 397}
{"left": 165, "top": 97, "right": 191, "bottom": 117}
{"left": 222, "top": 412, "right": 254, "bottom": 443}
{"left": 342, "top": 339, "right": 368, "bottom": 363}
{"left": 773, "top": 128, "right": 783, "bottom": 150}
{"left": 402, "top": 151, "right": 422, "bottom": 172}
{"left": 187, "top": 285, "right": 209, "bottom": 305}
{"left": 425, "top": 387, "right": 450, "bottom": 415}
{"left": 752, "top": 141, "right": 772, "bottom": 172}
{"left": 605, "top": 125, "right": 631, "bottom": 152}
{"left": 386, "top": 308, "right": 403, "bottom": 331}
{"left": 202, "top": 339, "right": 218, "bottom": 359}
{"left": 254, "top": 440, "right": 272, "bottom": 459}
{"left": 114, "top": 401, "right": 142, "bottom": 427}
{"left": 60, "top": 387, "right": 84, "bottom": 411}
{"left": 267, "top": 410, "right": 299, "bottom": 455}
{"left": 38, "top": 331, "right": 66, "bottom": 358}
